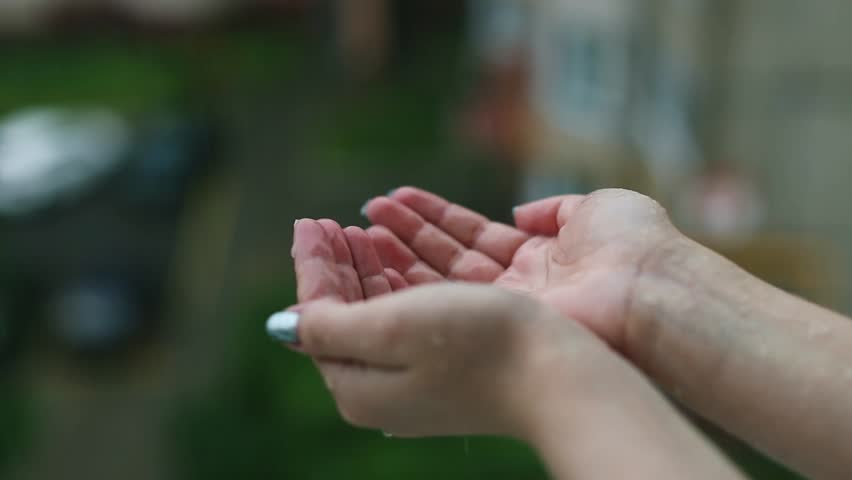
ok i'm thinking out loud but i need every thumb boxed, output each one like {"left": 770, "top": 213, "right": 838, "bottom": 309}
{"left": 268, "top": 298, "right": 404, "bottom": 367}
{"left": 513, "top": 195, "right": 586, "bottom": 235}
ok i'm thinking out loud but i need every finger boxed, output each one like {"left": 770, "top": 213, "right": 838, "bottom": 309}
{"left": 384, "top": 268, "right": 409, "bottom": 291}
{"left": 298, "top": 300, "right": 408, "bottom": 366}
{"left": 270, "top": 300, "right": 335, "bottom": 352}
{"left": 299, "top": 284, "right": 514, "bottom": 364}
{"left": 366, "top": 225, "right": 444, "bottom": 285}
{"left": 390, "top": 187, "right": 529, "bottom": 267}
{"left": 365, "top": 198, "right": 504, "bottom": 282}
{"left": 293, "top": 219, "right": 346, "bottom": 303}
{"left": 512, "top": 195, "right": 587, "bottom": 235}
{"left": 318, "top": 219, "right": 364, "bottom": 302}
{"left": 343, "top": 226, "right": 394, "bottom": 299}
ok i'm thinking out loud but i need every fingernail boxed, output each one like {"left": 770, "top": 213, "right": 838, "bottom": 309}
{"left": 294, "top": 219, "right": 301, "bottom": 228}
{"left": 512, "top": 206, "right": 520, "bottom": 216}
{"left": 266, "top": 311, "right": 300, "bottom": 344}
{"left": 386, "top": 188, "right": 398, "bottom": 197}
{"left": 360, "top": 200, "right": 371, "bottom": 218}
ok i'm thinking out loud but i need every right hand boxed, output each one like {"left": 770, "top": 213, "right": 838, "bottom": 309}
{"left": 359, "top": 187, "right": 681, "bottom": 351}
{"left": 293, "top": 283, "right": 615, "bottom": 439}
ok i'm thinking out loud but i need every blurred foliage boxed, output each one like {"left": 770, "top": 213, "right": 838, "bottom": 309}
{"left": 0, "top": 29, "right": 308, "bottom": 117}
{"left": 0, "top": 377, "right": 33, "bottom": 477}
{"left": 168, "top": 283, "right": 547, "bottom": 480}
{"left": 302, "top": 36, "right": 466, "bottom": 172}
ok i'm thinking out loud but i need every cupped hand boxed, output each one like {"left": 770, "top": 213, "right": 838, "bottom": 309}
{"left": 291, "top": 218, "right": 409, "bottom": 304}
{"left": 360, "top": 187, "right": 680, "bottom": 350}
{"left": 294, "top": 283, "right": 609, "bottom": 439}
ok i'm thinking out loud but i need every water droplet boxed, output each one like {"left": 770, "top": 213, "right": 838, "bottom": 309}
{"left": 382, "top": 431, "right": 393, "bottom": 438}
{"left": 807, "top": 322, "right": 831, "bottom": 339}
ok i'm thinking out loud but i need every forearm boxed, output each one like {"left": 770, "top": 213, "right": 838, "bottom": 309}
{"left": 521, "top": 353, "right": 744, "bottom": 480}
{"left": 628, "top": 236, "right": 852, "bottom": 479}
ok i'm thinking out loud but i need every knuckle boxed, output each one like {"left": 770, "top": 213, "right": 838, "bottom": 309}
{"left": 394, "top": 186, "right": 418, "bottom": 200}
{"left": 301, "top": 322, "right": 327, "bottom": 351}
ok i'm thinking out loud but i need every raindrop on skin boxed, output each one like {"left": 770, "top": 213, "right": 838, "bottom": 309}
{"left": 807, "top": 321, "right": 831, "bottom": 339}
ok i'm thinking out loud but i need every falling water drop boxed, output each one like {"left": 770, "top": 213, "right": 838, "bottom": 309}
{"left": 383, "top": 431, "right": 394, "bottom": 438}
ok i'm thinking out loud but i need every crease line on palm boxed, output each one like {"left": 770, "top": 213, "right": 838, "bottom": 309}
{"left": 363, "top": 187, "right": 548, "bottom": 292}
{"left": 292, "top": 186, "right": 583, "bottom": 307}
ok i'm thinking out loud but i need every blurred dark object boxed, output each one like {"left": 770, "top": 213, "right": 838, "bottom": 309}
{"left": 123, "top": 113, "right": 217, "bottom": 213}
{"left": 0, "top": 276, "right": 36, "bottom": 371}
{"left": 1, "top": 107, "right": 218, "bottom": 361}
{"left": 0, "top": 293, "right": 11, "bottom": 366}
{"left": 337, "top": 0, "right": 390, "bottom": 80}
{"left": 0, "top": 108, "right": 130, "bottom": 218}
{"left": 0, "top": 379, "right": 32, "bottom": 477}
{"left": 46, "top": 276, "right": 150, "bottom": 356}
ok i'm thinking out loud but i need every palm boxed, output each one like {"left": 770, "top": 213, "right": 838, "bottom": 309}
{"left": 293, "top": 188, "right": 674, "bottom": 349}
{"left": 493, "top": 191, "right": 674, "bottom": 346}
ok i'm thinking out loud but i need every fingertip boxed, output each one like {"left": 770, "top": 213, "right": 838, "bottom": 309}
{"left": 390, "top": 186, "right": 417, "bottom": 199}
{"left": 389, "top": 185, "right": 424, "bottom": 198}
{"left": 384, "top": 268, "right": 408, "bottom": 291}
{"left": 365, "top": 224, "right": 390, "bottom": 237}
{"left": 511, "top": 197, "right": 566, "bottom": 235}
{"left": 318, "top": 218, "right": 343, "bottom": 230}
{"left": 343, "top": 225, "right": 368, "bottom": 237}
{"left": 511, "top": 204, "right": 537, "bottom": 232}
{"left": 294, "top": 218, "right": 323, "bottom": 236}
{"left": 292, "top": 218, "right": 325, "bottom": 258}
{"left": 267, "top": 311, "right": 301, "bottom": 344}
{"left": 360, "top": 199, "right": 373, "bottom": 218}
{"left": 361, "top": 197, "right": 390, "bottom": 221}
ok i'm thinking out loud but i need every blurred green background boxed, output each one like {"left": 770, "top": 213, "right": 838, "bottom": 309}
{"left": 2, "top": 1, "right": 848, "bottom": 479}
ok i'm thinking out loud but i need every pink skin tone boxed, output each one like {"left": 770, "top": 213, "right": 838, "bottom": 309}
{"left": 286, "top": 188, "right": 746, "bottom": 479}
{"left": 288, "top": 186, "right": 852, "bottom": 479}
{"left": 295, "top": 187, "right": 673, "bottom": 349}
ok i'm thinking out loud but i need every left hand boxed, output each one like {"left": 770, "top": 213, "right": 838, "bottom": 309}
{"left": 291, "top": 218, "right": 408, "bottom": 304}
{"left": 294, "top": 283, "right": 611, "bottom": 439}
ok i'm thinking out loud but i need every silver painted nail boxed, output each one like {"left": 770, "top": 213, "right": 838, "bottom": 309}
{"left": 266, "top": 311, "right": 300, "bottom": 344}
{"left": 360, "top": 200, "right": 370, "bottom": 218}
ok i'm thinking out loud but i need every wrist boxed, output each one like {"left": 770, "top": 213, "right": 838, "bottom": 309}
{"left": 516, "top": 346, "right": 721, "bottom": 479}
{"left": 510, "top": 305, "right": 637, "bottom": 441}
{"left": 622, "top": 232, "right": 763, "bottom": 390}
